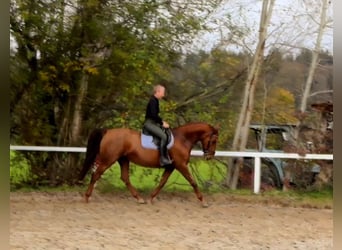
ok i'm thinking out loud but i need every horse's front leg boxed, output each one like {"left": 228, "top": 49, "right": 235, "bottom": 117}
{"left": 177, "top": 164, "right": 209, "bottom": 208}
{"left": 150, "top": 165, "right": 175, "bottom": 204}
{"left": 118, "top": 157, "right": 145, "bottom": 204}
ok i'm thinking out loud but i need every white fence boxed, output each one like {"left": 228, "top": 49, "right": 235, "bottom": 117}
{"left": 10, "top": 145, "right": 333, "bottom": 194}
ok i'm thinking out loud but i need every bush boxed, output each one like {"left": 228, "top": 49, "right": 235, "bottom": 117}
{"left": 10, "top": 152, "right": 31, "bottom": 189}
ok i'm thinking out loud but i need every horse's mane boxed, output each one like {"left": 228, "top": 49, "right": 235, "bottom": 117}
{"left": 177, "top": 121, "right": 214, "bottom": 127}
{"left": 173, "top": 122, "right": 218, "bottom": 133}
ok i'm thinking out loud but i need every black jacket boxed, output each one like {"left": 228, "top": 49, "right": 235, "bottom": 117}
{"left": 145, "top": 95, "right": 163, "bottom": 125}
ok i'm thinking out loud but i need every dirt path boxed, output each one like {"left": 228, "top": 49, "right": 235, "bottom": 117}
{"left": 10, "top": 191, "right": 332, "bottom": 250}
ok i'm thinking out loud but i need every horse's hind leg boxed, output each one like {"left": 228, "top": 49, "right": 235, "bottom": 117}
{"left": 177, "top": 164, "right": 209, "bottom": 208}
{"left": 118, "top": 157, "right": 145, "bottom": 204}
{"left": 150, "top": 165, "right": 175, "bottom": 203}
{"left": 85, "top": 162, "right": 108, "bottom": 202}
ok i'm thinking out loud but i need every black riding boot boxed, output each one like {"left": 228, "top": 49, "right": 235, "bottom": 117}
{"left": 159, "top": 144, "right": 172, "bottom": 167}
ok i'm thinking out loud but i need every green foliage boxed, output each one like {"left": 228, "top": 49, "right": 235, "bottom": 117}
{"left": 253, "top": 87, "right": 298, "bottom": 124}
{"left": 10, "top": 152, "right": 31, "bottom": 189}
{"left": 168, "top": 49, "right": 248, "bottom": 148}
{"left": 10, "top": 0, "right": 216, "bottom": 185}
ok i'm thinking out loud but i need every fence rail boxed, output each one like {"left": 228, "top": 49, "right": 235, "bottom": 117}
{"left": 10, "top": 145, "right": 333, "bottom": 194}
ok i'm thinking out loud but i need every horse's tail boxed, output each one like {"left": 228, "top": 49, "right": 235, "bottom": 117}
{"left": 78, "top": 128, "right": 107, "bottom": 181}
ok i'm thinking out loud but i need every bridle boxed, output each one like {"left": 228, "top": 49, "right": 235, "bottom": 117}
{"left": 203, "top": 132, "right": 218, "bottom": 157}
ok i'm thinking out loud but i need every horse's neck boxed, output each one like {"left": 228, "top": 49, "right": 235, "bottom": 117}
{"left": 175, "top": 124, "right": 207, "bottom": 145}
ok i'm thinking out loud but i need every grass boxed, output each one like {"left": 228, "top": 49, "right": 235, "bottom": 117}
{"left": 232, "top": 189, "right": 333, "bottom": 209}
{"left": 10, "top": 153, "right": 332, "bottom": 209}
{"left": 95, "top": 159, "right": 228, "bottom": 193}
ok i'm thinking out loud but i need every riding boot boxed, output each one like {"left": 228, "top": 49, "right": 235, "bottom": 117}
{"left": 159, "top": 145, "right": 172, "bottom": 167}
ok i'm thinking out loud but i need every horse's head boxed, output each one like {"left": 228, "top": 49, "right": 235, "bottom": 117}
{"left": 174, "top": 122, "right": 219, "bottom": 160}
{"left": 201, "top": 125, "right": 219, "bottom": 160}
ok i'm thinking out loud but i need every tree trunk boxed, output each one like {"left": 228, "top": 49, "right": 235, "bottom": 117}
{"left": 226, "top": 0, "right": 275, "bottom": 189}
{"left": 46, "top": 73, "right": 89, "bottom": 185}
{"left": 286, "top": 0, "right": 331, "bottom": 191}
{"left": 299, "top": 0, "right": 329, "bottom": 115}
{"left": 71, "top": 73, "right": 89, "bottom": 145}
{"left": 60, "top": 73, "right": 89, "bottom": 182}
{"left": 294, "top": 0, "right": 330, "bottom": 138}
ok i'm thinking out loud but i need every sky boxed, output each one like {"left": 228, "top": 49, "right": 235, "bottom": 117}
{"left": 187, "top": 0, "right": 333, "bottom": 56}
{"left": 10, "top": 0, "right": 333, "bottom": 57}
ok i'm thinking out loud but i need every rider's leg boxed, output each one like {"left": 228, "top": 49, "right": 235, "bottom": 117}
{"left": 143, "top": 120, "right": 172, "bottom": 166}
{"left": 159, "top": 135, "right": 172, "bottom": 165}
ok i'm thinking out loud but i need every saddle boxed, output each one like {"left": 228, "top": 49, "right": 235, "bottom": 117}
{"left": 141, "top": 127, "right": 174, "bottom": 150}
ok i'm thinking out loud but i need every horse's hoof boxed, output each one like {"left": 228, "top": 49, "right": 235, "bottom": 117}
{"left": 85, "top": 195, "right": 90, "bottom": 203}
{"left": 201, "top": 201, "right": 209, "bottom": 208}
{"left": 137, "top": 198, "right": 146, "bottom": 204}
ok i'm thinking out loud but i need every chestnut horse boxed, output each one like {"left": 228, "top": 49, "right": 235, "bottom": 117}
{"left": 79, "top": 122, "right": 219, "bottom": 207}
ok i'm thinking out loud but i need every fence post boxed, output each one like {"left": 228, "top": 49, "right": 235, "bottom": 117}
{"left": 253, "top": 157, "right": 261, "bottom": 194}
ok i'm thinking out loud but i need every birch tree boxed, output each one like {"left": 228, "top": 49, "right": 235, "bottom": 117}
{"left": 278, "top": 0, "right": 332, "bottom": 190}
{"left": 225, "top": 0, "right": 276, "bottom": 189}
{"left": 297, "top": 0, "right": 332, "bottom": 127}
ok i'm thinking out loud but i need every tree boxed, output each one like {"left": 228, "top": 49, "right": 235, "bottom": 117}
{"left": 225, "top": 0, "right": 276, "bottom": 189}
{"left": 10, "top": 0, "right": 223, "bottom": 185}
{"left": 298, "top": 0, "right": 331, "bottom": 117}
{"left": 253, "top": 87, "right": 298, "bottom": 124}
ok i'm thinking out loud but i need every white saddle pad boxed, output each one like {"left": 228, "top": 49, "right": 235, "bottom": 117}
{"left": 141, "top": 133, "right": 174, "bottom": 150}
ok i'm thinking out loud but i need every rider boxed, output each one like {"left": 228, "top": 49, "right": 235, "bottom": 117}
{"left": 143, "top": 84, "right": 173, "bottom": 167}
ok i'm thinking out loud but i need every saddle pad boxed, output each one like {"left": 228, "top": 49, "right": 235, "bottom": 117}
{"left": 141, "top": 133, "right": 174, "bottom": 150}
